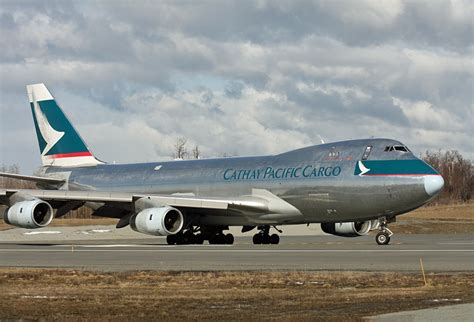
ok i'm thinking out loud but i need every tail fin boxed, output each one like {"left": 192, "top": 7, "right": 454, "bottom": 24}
{"left": 27, "top": 83, "right": 103, "bottom": 167}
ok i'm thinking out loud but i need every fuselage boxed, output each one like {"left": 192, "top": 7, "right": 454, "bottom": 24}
{"left": 43, "top": 138, "right": 442, "bottom": 226}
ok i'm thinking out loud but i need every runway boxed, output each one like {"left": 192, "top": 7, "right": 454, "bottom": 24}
{"left": 0, "top": 234, "right": 472, "bottom": 271}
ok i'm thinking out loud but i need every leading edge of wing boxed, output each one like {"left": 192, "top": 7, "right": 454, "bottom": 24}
{"left": 0, "top": 189, "right": 271, "bottom": 213}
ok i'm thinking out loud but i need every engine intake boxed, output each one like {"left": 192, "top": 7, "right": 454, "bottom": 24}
{"left": 321, "top": 221, "right": 372, "bottom": 237}
{"left": 3, "top": 199, "right": 54, "bottom": 229}
{"left": 130, "top": 206, "right": 184, "bottom": 236}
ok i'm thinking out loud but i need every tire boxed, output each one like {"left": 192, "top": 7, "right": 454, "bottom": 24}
{"left": 225, "top": 233, "right": 234, "bottom": 245}
{"left": 260, "top": 234, "right": 269, "bottom": 244}
{"left": 208, "top": 236, "right": 216, "bottom": 245}
{"left": 195, "top": 234, "right": 204, "bottom": 244}
{"left": 270, "top": 234, "right": 280, "bottom": 245}
{"left": 166, "top": 235, "right": 176, "bottom": 245}
{"left": 212, "top": 233, "right": 224, "bottom": 245}
{"left": 175, "top": 234, "right": 184, "bottom": 245}
{"left": 183, "top": 231, "right": 195, "bottom": 244}
{"left": 253, "top": 233, "right": 262, "bottom": 244}
{"left": 376, "top": 232, "right": 390, "bottom": 245}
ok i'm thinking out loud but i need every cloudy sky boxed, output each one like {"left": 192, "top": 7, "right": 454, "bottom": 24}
{"left": 0, "top": 0, "right": 472, "bottom": 174}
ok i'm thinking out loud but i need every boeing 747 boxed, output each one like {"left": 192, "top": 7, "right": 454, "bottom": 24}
{"left": 0, "top": 84, "right": 444, "bottom": 245}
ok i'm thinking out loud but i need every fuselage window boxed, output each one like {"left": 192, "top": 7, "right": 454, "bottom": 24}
{"left": 149, "top": 214, "right": 153, "bottom": 220}
{"left": 362, "top": 146, "right": 372, "bottom": 160}
{"left": 329, "top": 151, "right": 339, "bottom": 158}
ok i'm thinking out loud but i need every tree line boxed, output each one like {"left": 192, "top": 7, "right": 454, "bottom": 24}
{"left": 422, "top": 150, "right": 473, "bottom": 204}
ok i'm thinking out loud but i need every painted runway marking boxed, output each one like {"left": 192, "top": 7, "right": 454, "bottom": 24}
{"left": 0, "top": 248, "right": 472, "bottom": 253}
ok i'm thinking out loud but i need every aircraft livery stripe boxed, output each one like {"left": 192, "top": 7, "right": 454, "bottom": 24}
{"left": 354, "top": 160, "right": 438, "bottom": 176}
{"left": 364, "top": 174, "right": 441, "bottom": 177}
{"left": 47, "top": 151, "right": 93, "bottom": 158}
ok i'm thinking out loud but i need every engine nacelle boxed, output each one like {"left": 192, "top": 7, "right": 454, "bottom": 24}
{"left": 130, "top": 206, "right": 184, "bottom": 236}
{"left": 3, "top": 199, "right": 54, "bottom": 229}
{"left": 321, "top": 221, "right": 372, "bottom": 237}
{"left": 370, "top": 219, "right": 380, "bottom": 231}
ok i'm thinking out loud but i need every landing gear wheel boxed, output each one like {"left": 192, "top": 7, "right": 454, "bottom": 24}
{"left": 225, "top": 233, "right": 234, "bottom": 245}
{"left": 166, "top": 235, "right": 176, "bottom": 245}
{"left": 262, "top": 234, "right": 271, "bottom": 245}
{"left": 253, "top": 233, "right": 262, "bottom": 245}
{"left": 270, "top": 234, "right": 280, "bottom": 245}
{"left": 183, "top": 231, "right": 195, "bottom": 244}
{"left": 252, "top": 225, "right": 281, "bottom": 245}
{"left": 195, "top": 234, "right": 204, "bottom": 244}
{"left": 376, "top": 232, "right": 390, "bottom": 245}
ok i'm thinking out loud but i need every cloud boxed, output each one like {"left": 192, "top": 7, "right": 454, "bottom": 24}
{"left": 0, "top": 0, "right": 472, "bottom": 174}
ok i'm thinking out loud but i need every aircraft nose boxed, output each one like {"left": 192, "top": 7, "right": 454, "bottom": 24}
{"left": 424, "top": 175, "right": 444, "bottom": 197}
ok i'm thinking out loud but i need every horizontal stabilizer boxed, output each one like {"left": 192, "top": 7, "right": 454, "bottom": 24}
{"left": 0, "top": 172, "right": 65, "bottom": 184}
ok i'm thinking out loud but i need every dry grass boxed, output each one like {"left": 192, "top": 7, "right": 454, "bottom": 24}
{"left": 392, "top": 202, "right": 474, "bottom": 234}
{"left": 0, "top": 269, "right": 472, "bottom": 321}
{"left": 0, "top": 218, "right": 116, "bottom": 231}
{"left": 403, "top": 202, "right": 474, "bottom": 221}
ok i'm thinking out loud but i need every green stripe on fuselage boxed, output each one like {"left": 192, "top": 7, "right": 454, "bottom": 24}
{"left": 354, "top": 159, "right": 438, "bottom": 176}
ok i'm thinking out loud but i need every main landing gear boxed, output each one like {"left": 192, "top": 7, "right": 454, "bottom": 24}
{"left": 166, "top": 229, "right": 204, "bottom": 245}
{"left": 375, "top": 217, "right": 394, "bottom": 245}
{"left": 166, "top": 226, "right": 234, "bottom": 245}
{"left": 252, "top": 225, "right": 281, "bottom": 245}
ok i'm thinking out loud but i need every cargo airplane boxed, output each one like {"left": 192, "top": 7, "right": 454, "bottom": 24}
{"left": 0, "top": 84, "right": 444, "bottom": 245}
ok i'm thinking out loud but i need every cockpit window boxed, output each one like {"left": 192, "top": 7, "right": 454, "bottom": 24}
{"left": 362, "top": 146, "right": 372, "bottom": 160}
{"left": 384, "top": 145, "right": 410, "bottom": 152}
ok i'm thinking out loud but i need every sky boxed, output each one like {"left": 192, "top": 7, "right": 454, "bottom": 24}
{"left": 0, "top": 0, "right": 472, "bottom": 174}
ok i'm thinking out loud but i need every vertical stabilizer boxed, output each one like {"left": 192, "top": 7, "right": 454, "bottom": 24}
{"left": 27, "top": 83, "right": 103, "bottom": 167}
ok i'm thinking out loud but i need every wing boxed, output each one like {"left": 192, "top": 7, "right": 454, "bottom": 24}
{"left": 1, "top": 188, "right": 300, "bottom": 219}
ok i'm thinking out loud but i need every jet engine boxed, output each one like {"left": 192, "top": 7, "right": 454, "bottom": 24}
{"left": 370, "top": 219, "right": 380, "bottom": 230}
{"left": 321, "top": 221, "right": 372, "bottom": 237}
{"left": 3, "top": 199, "right": 54, "bottom": 229}
{"left": 130, "top": 206, "right": 184, "bottom": 236}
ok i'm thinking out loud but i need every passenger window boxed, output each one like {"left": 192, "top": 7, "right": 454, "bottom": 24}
{"left": 362, "top": 146, "right": 372, "bottom": 160}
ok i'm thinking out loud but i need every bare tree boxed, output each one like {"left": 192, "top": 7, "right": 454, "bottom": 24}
{"left": 192, "top": 145, "right": 200, "bottom": 159}
{"left": 173, "top": 138, "right": 188, "bottom": 160}
{"left": 0, "top": 165, "right": 34, "bottom": 189}
{"left": 423, "top": 150, "right": 473, "bottom": 204}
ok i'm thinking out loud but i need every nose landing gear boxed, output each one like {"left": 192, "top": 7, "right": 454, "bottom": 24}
{"left": 375, "top": 217, "right": 394, "bottom": 245}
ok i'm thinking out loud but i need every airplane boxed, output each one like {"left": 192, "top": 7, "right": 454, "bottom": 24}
{"left": 0, "top": 83, "right": 444, "bottom": 245}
